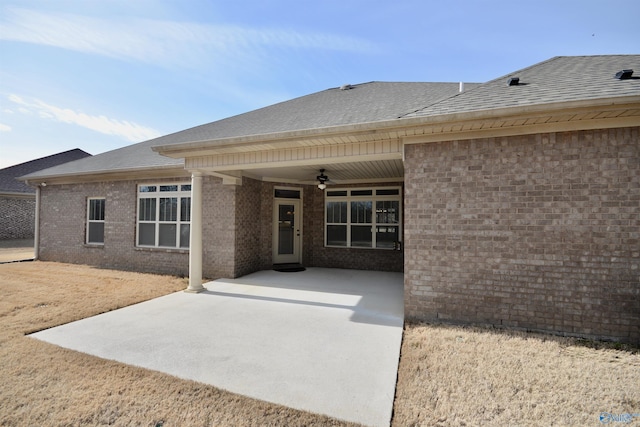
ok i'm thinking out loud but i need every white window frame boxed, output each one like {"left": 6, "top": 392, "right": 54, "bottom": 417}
{"left": 136, "top": 183, "right": 192, "bottom": 249}
{"left": 86, "top": 197, "right": 105, "bottom": 245}
{"left": 324, "top": 186, "right": 402, "bottom": 249}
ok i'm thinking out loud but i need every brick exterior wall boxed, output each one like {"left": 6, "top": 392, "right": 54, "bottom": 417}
{"left": 233, "top": 177, "right": 263, "bottom": 277}
{"left": 306, "top": 182, "right": 404, "bottom": 272}
{"left": 37, "top": 176, "right": 241, "bottom": 279}
{"left": 253, "top": 180, "right": 404, "bottom": 272}
{"left": 38, "top": 176, "right": 402, "bottom": 281}
{"left": 404, "top": 127, "right": 640, "bottom": 344}
{"left": 38, "top": 179, "right": 190, "bottom": 276}
{"left": 0, "top": 196, "right": 35, "bottom": 239}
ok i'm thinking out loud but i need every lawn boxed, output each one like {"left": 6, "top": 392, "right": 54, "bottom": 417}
{"left": 1, "top": 261, "right": 638, "bottom": 426}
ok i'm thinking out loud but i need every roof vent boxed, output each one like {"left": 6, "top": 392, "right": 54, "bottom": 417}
{"left": 507, "top": 77, "right": 520, "bottom": 86}
{"left": 340, "top": 84, "right": 353, "bottom": 91}
{"left": 615, "top": 69, "right": 634, "bottom": 80}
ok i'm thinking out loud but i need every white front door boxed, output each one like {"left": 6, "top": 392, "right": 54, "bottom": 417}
{"left": 273, "top": 199, "right": 301, "bottom": 264}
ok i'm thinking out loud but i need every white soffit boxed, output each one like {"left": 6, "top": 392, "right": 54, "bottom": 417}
{"left": 229, "top": 159, "right": 404, "bottom": 184}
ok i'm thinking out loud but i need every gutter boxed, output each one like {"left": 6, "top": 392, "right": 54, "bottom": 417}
{"left": 20, "top": 164, "right": 186, "bottom": 186}
{"left": 34, "top": 185, "right": 40, "bottom": 260}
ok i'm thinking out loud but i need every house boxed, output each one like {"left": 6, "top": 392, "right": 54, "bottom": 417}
{"left": 21, "top": 56, "right": 640, "bottom": 343}
{"left": 0, "top": 149, "right": 90, "bottom": 240}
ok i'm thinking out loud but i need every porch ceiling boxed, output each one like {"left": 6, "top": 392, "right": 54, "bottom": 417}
{"left": 233, "top": 159, "right": 404, "bottom": 185}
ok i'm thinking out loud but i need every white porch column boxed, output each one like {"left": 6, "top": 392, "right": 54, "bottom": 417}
{"left": 185, "top": 172, "right": 205, "bottom": 293}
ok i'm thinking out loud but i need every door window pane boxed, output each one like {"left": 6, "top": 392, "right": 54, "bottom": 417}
{"left": 278, "top": 204, "right": 295, "bottom": 254}
{"left": 278, "top": 224, "right": 294, "bottom": 254}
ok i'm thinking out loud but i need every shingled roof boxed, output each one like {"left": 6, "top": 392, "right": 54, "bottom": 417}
{"left": 20, "top": 55, "right": 640, "bottom": 182}
{"left": 403, "top": 55, "right": 640, "bottom": 118}
{"left": 1, "top": 149, "right": 91, "bottom": 194}
{"left": 21, "top": 82, "right": 472, "bottom": 180}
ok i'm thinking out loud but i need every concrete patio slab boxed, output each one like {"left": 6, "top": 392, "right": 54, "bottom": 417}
{"left": 30, "top": 268, "right": 404, "bottom": 427}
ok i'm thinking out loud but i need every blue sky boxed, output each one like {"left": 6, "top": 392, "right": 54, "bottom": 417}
{"left": 0, "top": 0, "right": 638, "bottom": 168}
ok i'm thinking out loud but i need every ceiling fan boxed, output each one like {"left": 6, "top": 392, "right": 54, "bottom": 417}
{"left": 316, "top": 169, "right": 332, "bottom": 190}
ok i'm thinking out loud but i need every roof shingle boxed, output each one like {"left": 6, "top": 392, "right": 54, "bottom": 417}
{"left": 20, "top": 55, "right": 640, "bottom": 181}
{"left": 1, "top": 149, "right": 91, "bottom": 193}
{"left": 21, "top": 82, "right": 470, "bottom": 179}
{"left": 403, "top": 55, "right": 640, "bottom": 118}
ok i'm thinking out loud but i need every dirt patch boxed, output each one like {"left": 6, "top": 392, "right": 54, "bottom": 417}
{"left": 392, "top": 322, "right": 640, "bottom": 427}
{"left": 0, "top": 261, "right": 355, "bottom": 427}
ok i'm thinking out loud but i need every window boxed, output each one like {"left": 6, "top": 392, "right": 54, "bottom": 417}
{"left": 325, "top": 187, "right": 401, "bottom": 249}
{"left": 86, "top": 198, "right": 105, "bottom": 244}
{"left": 137, "top": 183, "right": 191, "bottom": 249}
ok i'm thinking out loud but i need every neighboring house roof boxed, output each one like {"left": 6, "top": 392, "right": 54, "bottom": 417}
{"left": 1, "top": 149, "right": 91, "bottom": 194}
{"left": 21, "top": 82, "right": 473, "bottom": 180}
{"left": 20, "top": 55, "right": 640, "bottom": 182}
{"left": 403, "top": 55, "right": 640, "bottom": 118}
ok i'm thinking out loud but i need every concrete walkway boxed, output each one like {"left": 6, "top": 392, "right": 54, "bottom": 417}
{"left": 0, "top": 239, "right": 34, "bottom": 263}
{"left": 31, "top": 268, "right": 404, "bottom": 427}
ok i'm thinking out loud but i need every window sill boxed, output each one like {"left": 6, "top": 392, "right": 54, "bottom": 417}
{"left": 135, "top": 246, "right": 189, "bottom": 254}
{"left": 83, "top": 243, "right": 105, "bottom": 248}
{"left": 324, "top": 245, "right": 401, "bottom": 251}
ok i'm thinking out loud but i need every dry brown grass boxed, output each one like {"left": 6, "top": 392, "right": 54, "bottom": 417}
{"left": 0, "top": 261, "right": 355, "bottom": 427}
{"left": 393, "top": 322, "right": 640, "bottom": 427}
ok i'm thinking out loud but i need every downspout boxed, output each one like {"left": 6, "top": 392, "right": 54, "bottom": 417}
{"left": 34, "top": 184, "right": 41, "bottom": 260}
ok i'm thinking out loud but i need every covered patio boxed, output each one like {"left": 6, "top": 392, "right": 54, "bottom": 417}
{"left": 153, "top": 113, "right": 408, "bottom": 291}
{"left": 31, "top": 267, "right": 404, "bottom": 427}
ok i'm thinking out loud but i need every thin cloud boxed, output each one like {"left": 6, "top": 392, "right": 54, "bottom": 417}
{"left": 0, "top": 8, "right": 379, "bottom": 67}
{"left": 0, "top": 123, "right": 11, "bottom": 132}
{"left": 8, "top": 94, "right": 160, "bottom": 142}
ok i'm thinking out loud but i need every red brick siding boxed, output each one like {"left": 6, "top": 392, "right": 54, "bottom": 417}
{"left": 404, "top": 127, "right": 640, "bottom": 343}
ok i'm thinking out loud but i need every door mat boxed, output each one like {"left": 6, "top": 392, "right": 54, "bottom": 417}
{"left": 273, "top": 263, "right": 306, "bottom": 272}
